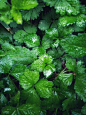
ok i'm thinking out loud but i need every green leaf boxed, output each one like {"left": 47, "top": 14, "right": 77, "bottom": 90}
{"left": 65, "top": 58, "right": 77, "bottom": 72}
{"left": 0, "top": 0, "right": 7, "bottom": 9}
{"left": 1, "top": 106, "right": 16, "bottom": 115}
{"left": 58, "top": 72, "right": 73, "bottom": 86}
{"left": 51, "top": 39, "right": 59, "bottom": 48}
{"left": 10, "top": 91, "right": 20, "bottom": 106}
{"left": 24, "top": 34, "right": 40, "bottom": 48}
{"left": 18, "top": 104, "right": 40, "bottom": 115}
{"left": 11, "top": 0, "right": 38, "bottom": 10}
{"left": 38, "top": 20, "right": 50, "bottom": 31}
{"left": 71, "top": 109, "right": 83, "bottom": 115}
{"left": 81, "top": 104, "right": 86, "bottom": 114}
{"left": 0, "top": 93, "right": 8, "bottom": 107}
{"left": 76, "top": 14, "right": 86, "bottom": 28}
{"left": 19, "top": 69, "right": 39, "bottom": 90}
{"left": 11, "top": 7, "right": 22, "bottom": 24}
{"left": 45, "top": 28, "right": 58, "bottom": 39}
{"left": 30, "top": 59, "right": 46, "bottom": 72}
{"left": 39, "top": 54, "right": 53, "bottom": 65}
{"left": 25, "top": 88, "right": 40, "bottom": 106}
{"left": 55, "top": 0, "right": 80, "bottom": 16}
{"left": 42, "top": 35, "right": 53, "bottom": 49}
{"left": 32, "top": 47, "right": 46, "bottom": 56}
{"left": 76, "top": 60, "right": 86, "bottom": 74}
{"left": 62, "top": 94, "right": 77, "bottom": 111}
{"left": 0, "top": 55, "right": 14, "bottom": 73}
{"left": 21, "top": 3, "right": 44, "bottom": 21}
{"left": 35, "top": 79, "right": 53, "bottom": 98}
{"left": 10, "top": 64, "right": 27, "bottom": 79}
{"left": 58, "top": 16, "right": 76, "bottom": 27}
{"left": 61, "top": 33, "right": 86, "bottom": 58}
{"left": 13, "top": 30, "right": 27, "bottom": 43}
{"left": 24, "top": 23, "right": 37, "bottom": 34}
{"left": 43, "top": 64, "right": 56, "bottom": 78}
{"left": 74, "top": 73, "right": 86, "bottom": 102}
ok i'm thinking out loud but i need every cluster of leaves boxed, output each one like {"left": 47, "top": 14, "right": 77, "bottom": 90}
{"left": 0, "top": 0, "right": 86, "bottom": 115}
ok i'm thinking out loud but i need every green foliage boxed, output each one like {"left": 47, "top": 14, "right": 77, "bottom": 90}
{"left": 0, "top": 0, "right": 86, "bottom": 114}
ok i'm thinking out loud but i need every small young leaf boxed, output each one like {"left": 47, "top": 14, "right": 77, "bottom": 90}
{"left": 35, "top": 79, "right": 53, "bottom": 98}
{"left": 43, "top": 64, "right": 56, "bottom": 78}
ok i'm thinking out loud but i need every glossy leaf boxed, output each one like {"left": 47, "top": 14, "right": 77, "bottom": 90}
{"left": 11, "top": 0, "right": 38, "bottom": 10}
{"left": 19, "top": 69, "right": 39, "bottom": 90}
{"left": 61, "top": 33, "right": 86, "bottom": 58}
{"left": 43, "top": 64, "right": 56, "bottom": 78}
{"left": 55, "top": 0, "right": 80, "bottom": 16}
{"left": 18, "top": 104, "right": 40, "bottom": 115}
{"left": 35, "top": 79, "right": 53, "bottom": 98}
{"left": 58, "top": 16, "right": 76, "bottom": 27}
{"left": 32, "top": 47, "right": 46, "bottom": 56}
{"left": 13, "top": 30, "right": 27, "bottom": 43}
{"left": 11, "top": 7, "right": 22, "bottom": 24}
{"left": 39, "top": 54, "right": 53, "bottom": 65}
{"left": 74, "top": 73, "right": 86, "bottom": 102}
{"left": 30, "top": 59, "right": 46, "bottom": 72}
{"left": 65, "top": 58, "right": 77, "bottom": 72}
{"left": 45, "top": 28, "right": 58, "bottom": 39}
{"left": 58, "top": 72, "right": 73, "bottom": 86}
{"left": 25, "top": 88, "right": 40, "bottom": 106}
{"left": 0, "top": 55, "right": 14, "bottom": 73}
{"left": 42, "top": 35, "right": 53, "bottom": 49}
{"left": 51, "top": 39, "right": 59, "bottom": 48}
{"left": 24, "top": 34, "right": 40, "bottom": 48}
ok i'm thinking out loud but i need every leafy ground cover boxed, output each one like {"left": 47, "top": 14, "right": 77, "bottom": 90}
{"left": 0, "top": 0, "right": 86, "bottom": 115}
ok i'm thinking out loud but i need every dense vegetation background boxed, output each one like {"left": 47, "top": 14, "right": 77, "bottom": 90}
{"left": 0, "top": 0, "right": 86, "bottom": 115}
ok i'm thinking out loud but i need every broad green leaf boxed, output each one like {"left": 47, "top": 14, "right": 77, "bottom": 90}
{"left": 55, "top": 0, "right": 80, "bottom": 16}
{"left": 39, "top": 54, "right": 53, "bottom": 64}
{"left": 71, "top": 109, "right": 83, "bottom": 115}
{"left": 7, "top": 46, "right": 37, "bottom": 65}
{"left": 74, "top": 73, "right": 86, "bottom": 102}
{"left": 66, "top": 58, "right": 77, "bottom": 72}
{"left": 81, "top": 104, "right": 86, "bottom": 114}
{"left": 32, "top": 47, "right": 46, "bottom": 56}
{"left": 43, "top": 64, "right": 56, "bottom": 78}
{"left": 58, "top": 72, "right": 73, "bottom": 86}
{"left": 10, "top": 64, "right": 27, "bottom": 79}
{"left": 19, "top": 69, "right": 39, "bottom": 90}
{"left": 76, "top": 14, "right": 86, "bottom": 28}
{"left": 1, "top": 106, "right": 16, "bottom": 115}
{"left": 13, "top": 30, "right": 27, "bottom": 43}
{"left": 11, "top": 7, "right": 22, "bottom": 24}
{"left": 25, "top": 88, "right": 40, "bottom": 106}
{"left": 0, "top": 0, "right": 7, "bottom": 9}
{"left": 35, "top": 79, "right": 53, "bottom": 98}
{"left": 51, "top": 39, "right": 59, "bottom": 48}
{"left": 42, "top": 35, "right": 53, "bottom": 49}
{"left": 0, "top": 93, "right": 8, "bottom": 107}
{"left": 61, "top": 33, "right": 86, "bottom": 58}
{"left": 0, "top": 55, "right": 14, "bottom": 73}
{"left": 41, "top": 91, "right": 59, "bottom": 110}
{"left": 62, "top": 94, "right": 77, "bottom": 111}
{"left": 10, "top": 91, "right": 20, "bottom": 106}
{"left": 76, "top": 60, "right": 86, "bottom": 74}
{"left": 3, "top": 76, "right": 15, "bottom": 94}
{"left": 24, "top": 34, "right": 40, "bottom": 48}
{"left": 11, "top": 0, "right": 38, "bottom": 10}
{"left": 24, "top": 23, "right": 37, "bottom": 34}
{"left": 53, "top": 59, "right": 62, "bottom": 72}
{"left": 45, "top": 28, "right": 58, "bottom": 39}
{"left": 30, "top": 59, "right": 46, "bottom": 72}
{"left": 18, "top": 104, "right": 40, "bottom": 115}
{"left": 58, "top": 16, "right": 76, "bottom": 27}
{"left": 38, "top": 20, "right": 50, "bottom": 31}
